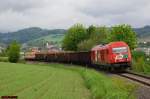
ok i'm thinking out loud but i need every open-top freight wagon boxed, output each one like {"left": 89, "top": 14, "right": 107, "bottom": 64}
{"left": 35, "top": 51, "right": 91, "bottom": 65}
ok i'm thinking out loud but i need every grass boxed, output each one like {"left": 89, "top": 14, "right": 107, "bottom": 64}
{"left": 143, "top": 58, "right": 150, "bottom": 75}
{"left": 82, "top": 70, "right": 136, "bottom": 99}
{"left": 0, "top": 62, "right": 137, "bottom": 99}
{"left": 0, "top": 62, "right": 91, "bottom": 99}
{"left": 0, "top": 57, "right": 26, "bottom": 63}
{"left": 34, "top": 63, "right": 137, "bottom": 99}
{"left": 0, "top": 57, "right": 8, "bottom": 62}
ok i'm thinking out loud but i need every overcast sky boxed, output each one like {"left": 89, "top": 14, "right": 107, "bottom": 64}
{"left": 0, "top": 0, "right": 150, "bottom": 32}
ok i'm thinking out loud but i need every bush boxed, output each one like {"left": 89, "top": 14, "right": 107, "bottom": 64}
{"left": 132, "top": 50, "right": 150, "bottom": 75}
{"left": 132, "top": 57, "right": 145, "bottom": 72}
{"left": 8, "top": 41, "right": 20, "bottom": 63}
{"left": 143, "top": 64, "right": 150, "bottom": 75}
{"left": 132, "top": 50, "right": 146, "bottom": 60}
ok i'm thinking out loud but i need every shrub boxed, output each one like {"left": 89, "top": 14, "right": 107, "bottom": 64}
{"left": 132, "top": 50, "right": 146, "bottom": 60}
{"left": 143, "top": 64, "right": 150, "bottom": 75}
{"left": 8, "top": 41, "right": 20, "bottom": 63}
{"left": 132, "top": 57, "right": 145, "bottom": 72}
{"left": 132, "top": 50, "right": 150, "bottom": 75}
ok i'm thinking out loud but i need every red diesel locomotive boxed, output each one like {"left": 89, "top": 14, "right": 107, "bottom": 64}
{"left": 91, "top": 41, "right": 131, "bottom": 69}
{"left": 25, "top": 41, "right": 132, "bottom": 70}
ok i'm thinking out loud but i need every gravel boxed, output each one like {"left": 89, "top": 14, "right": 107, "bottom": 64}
{"left": 135, "top": 86, "right": 150, "bottom": 99}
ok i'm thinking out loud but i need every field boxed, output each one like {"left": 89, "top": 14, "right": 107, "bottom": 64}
{"left": 0, "top": 62, "right": 137, "bottom": 99}
{"left": 0, "top": 62, "right": 91, "bottom": 99}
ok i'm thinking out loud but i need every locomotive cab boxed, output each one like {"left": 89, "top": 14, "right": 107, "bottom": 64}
{"left": 91, "top": 41, "right": 132, "bottom": 69}
{"left": 112, "top": 47, "right": 128, "bottom": 62}
{"left": 109, "top": 42, "right": 132, "bottom": 67}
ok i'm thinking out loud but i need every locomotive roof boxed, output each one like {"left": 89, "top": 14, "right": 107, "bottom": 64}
{"left": 108, "top": 41, "right": 128, "bottom": 47}
{"left": 91, "top": 41, "right": 128, "bottom": 50}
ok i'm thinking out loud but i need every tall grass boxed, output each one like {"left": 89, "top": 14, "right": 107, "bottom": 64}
{"left": 79, "top": 69, "right": 136, "bottom": 99}
{"left": 132, "top": 51, "right": 150, "bottom": 75}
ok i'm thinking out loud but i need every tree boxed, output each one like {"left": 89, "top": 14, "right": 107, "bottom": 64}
{"left": 77, "top": 39, "right": 96, "bottom": 51}
{"left": 8, "top": 41, "right": 20, "bottom": 63}
{"left": 108, "top": 24, "right": 137, "bottom": 50}
{"left": 62, "top": 24, "right": 88, "bottom": 51}
{"left": 78, "top": 26, "right": 109, "bottom": 51}
{"left": 86, "top": 25, "right": 96, "bottom": 37}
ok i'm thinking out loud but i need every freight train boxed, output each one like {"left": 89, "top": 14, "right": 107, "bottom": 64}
{"left": 25, "top": 41, "right": 132, "bottom": 70}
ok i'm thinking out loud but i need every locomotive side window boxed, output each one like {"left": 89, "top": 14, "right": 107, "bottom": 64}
{"left": 112, "top": 47, "right": 127, "bottom": 53}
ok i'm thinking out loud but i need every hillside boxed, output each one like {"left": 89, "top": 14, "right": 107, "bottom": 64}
{"left": 0, "top": 26, "right": 150, "bottom": 47}
{"left": 133, "top": 25, "right": 150, "bottom": 42}
{"left": 31, "top": 26, "right": 150, "bottom": 47}
{"left": 27, "top": 33, "right": 64, "bottom": 47}
{"left": 134, "top": 25, "right": 150, "bottom": 37}
{"left": 0, "top": 27, "right": 66, "bottom": 44}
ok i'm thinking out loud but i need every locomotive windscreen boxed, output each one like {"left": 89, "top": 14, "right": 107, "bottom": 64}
{"left": 112, "top": 47, "right": 128, "bottom": 53}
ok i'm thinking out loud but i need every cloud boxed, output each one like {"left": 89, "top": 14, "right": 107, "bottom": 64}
{"left": 79, "top": 0, "right": 150, "bottom": 26}
{"left": 80, "top": 0, "right": 149, "bottom": 17}
{"left": 0, "top": 0, "right": 150, "bottom": 32}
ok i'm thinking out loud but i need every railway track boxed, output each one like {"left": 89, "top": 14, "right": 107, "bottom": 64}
{"left": 118, "top": 71, "right": 150, "bottom": 87}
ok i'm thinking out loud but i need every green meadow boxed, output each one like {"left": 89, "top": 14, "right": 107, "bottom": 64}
{"left": 0, "top": 62, "right": 137, "bottom": 99}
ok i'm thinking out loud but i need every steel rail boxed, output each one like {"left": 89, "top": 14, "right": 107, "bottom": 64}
{"left": 118, "top": 72, "right": 150, "bottom": 87}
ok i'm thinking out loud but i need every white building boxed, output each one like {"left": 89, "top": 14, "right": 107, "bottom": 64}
{"left": 145, "top": 48, "right": 150, "bottom": 56}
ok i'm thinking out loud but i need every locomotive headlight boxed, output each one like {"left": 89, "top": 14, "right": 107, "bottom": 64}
{"left": 118, "top": 54, "right": 123, "bottom": 59}
{"left": 115, "top": 54, "right": 123, "bottom": 60}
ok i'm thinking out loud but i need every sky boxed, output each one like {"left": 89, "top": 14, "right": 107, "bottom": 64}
{"left": 0, "top": 0, "right": 150, "bottom": 32}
